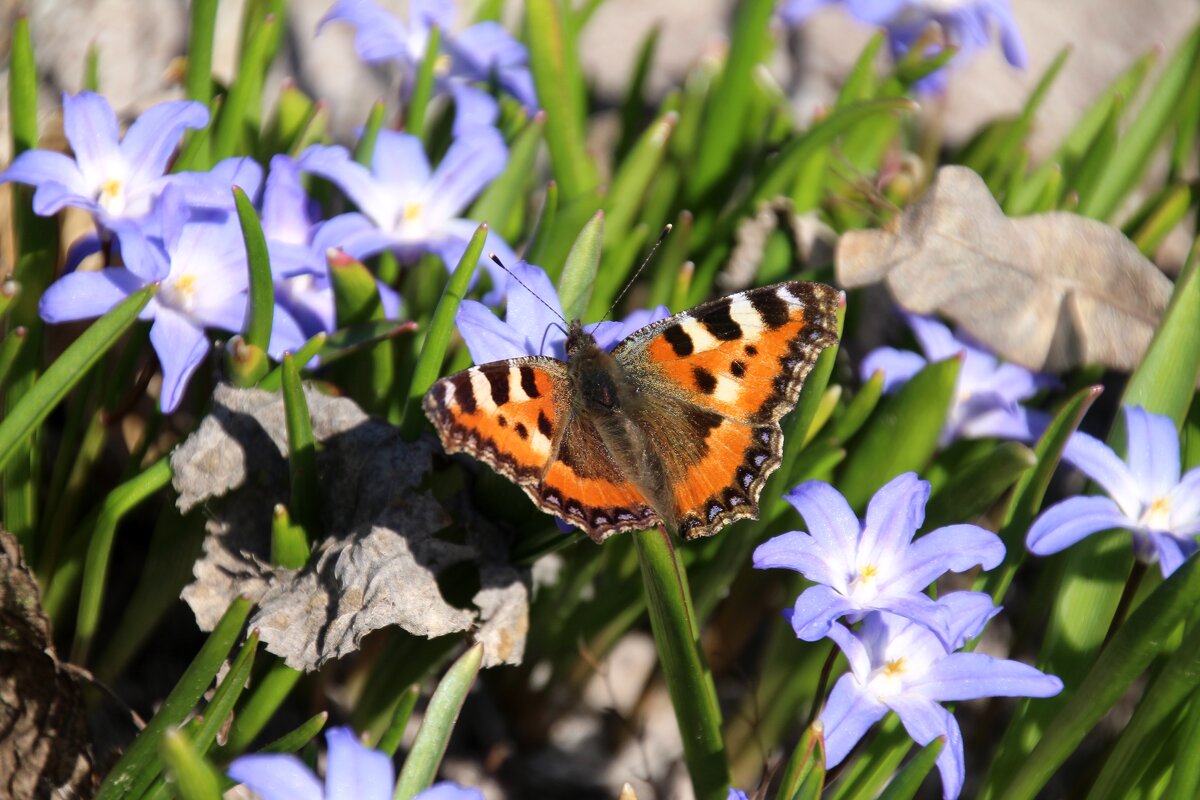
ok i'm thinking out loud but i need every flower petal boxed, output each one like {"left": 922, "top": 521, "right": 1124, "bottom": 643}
{"left": 859, "top": 346, "right": 927, "bottom": 393}
{"left": 906, "top": 314, "right": 963, "bottom": 361}
{"left": 914, "top": 652, "right": 1064, "bottom": 702}
{"left": 887, "top": 695, "right": 964, "bottom": 800}
{"left": 901, "top": 524, "right": 1004, "bottom": 589}
{"left": 422, "top": 127, "right": 507, "bottom": 223}
{"left": 324, "top": 727, "right": 395, "bottom": 800}
{"left": 39, "top": 269, "right": 145, "bottom": 323}
{"left": 456, "top": 299, "right": 538, "bottom": 364}
{"left": 1123, "top": 405, "right": 1181, "bottom": 498}
{"left": 448, "top": 82, "right": 501, "bottom": 137}
{"left": 588, "top": 306, "right": 671, "bottom": 352}
{"left": 1061, "top": 430, "right": 1142, "bottom": 518}
{"left": 874, "top": 593, "right": 952, "bottom": 647}
{"left": 818, "top": 673, "right": 888, "bottom": 768}
{"left": 313, "top": 213, "right": 397, "bottom": 262}
{"left": 790, "top": 584, "right": 861, "bottom": 641}
{"left": 415, "top": 783, "right": 485, "bottom": 800}
{"left": 783, "top": 480, "right": 861, "bottom": 571}
{"left": 826, "top": 620, "right": 874, "bottom": 679}
{"left": 62, "top": 91, "right": 123, "bottom": 188}
{"left": 298, "top": 144, "right": 395, "bottom": 227}
{"left": 320, "top": 0, "right": 415, "bottom": 63}
{"left": 1026, "top": 495, "right": 1132, "bottom": 556}
{"left": 150, "top": 308, "right": 211, "bottom": 413}
{"left": 262, "top": 155, "right": 315, "bottom": 245}
{"left": 939, "top": 591, "right": 1001, "bottom": 650}
{"left": 1168, "top": 467, "right": 1200, "bottom": 533}
{"left": 0, "top": 149, "right": 88, "bottom": 205}
{"left": 371, "top": 130, "right": 432, "bottom": 197}
{"left": 31, "top": 181, "right": 100, "bottom": 218}
{"left": 227, "top": 754, "right": 324, "bottom": 800}
{"left": 752, "top": 531, "right": 839, "bottom": 587}
{"left": 121, "top": 100, "right": 209, "bottom": 186}
{"left": 1145, "top": 532, "right": 1198, "bottom": 578}
{"left": 860, "top": 472, "right": 927, "bottom": 563}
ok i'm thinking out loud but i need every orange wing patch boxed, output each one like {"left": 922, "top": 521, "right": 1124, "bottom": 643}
{"left": 424, "top": 358, "right": 660, "bottom": 542}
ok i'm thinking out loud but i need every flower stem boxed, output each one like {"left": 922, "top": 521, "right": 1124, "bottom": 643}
{"left": 633, "top": 526, "right": 729, "bottom": 800}
{"left": 806, "top": 645, "right": 840, "bottom": 728}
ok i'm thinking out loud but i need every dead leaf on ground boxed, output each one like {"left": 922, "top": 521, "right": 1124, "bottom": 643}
{"left": 836, "top": 165, "right": 1173, "bottom": 373}
{"left": 0, "top": 532, "right": 98, "bottom": 799}
{"left": 173, "top": 384, "right": 529, "bottom": 670}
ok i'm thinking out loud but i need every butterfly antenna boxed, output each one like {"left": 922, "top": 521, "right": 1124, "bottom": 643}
{"left": 489, "top": 253, "right": 569, "bottom": 326}
{"left": 603, "top": 224, "right": 672, "bottom": 322}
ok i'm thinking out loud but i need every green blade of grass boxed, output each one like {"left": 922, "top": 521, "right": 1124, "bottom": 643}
{"left": 921, "top": 442, "right": 1037, "bottom": 532}
{"left": 281, "top": 353, "right": 318, "bottom": 545}
{"left": 185, "top": 0, "right": 218, "bottom": 104}
{"left": 261, "top": 711, "right": 328, "bottom": 754}
{"left": 211, "top": 11, "right": 279, "bottom": 160}
{"left": 192, "top": 632, "right": 259, "bottom": 754}
{"left": 469, "top": 112, "right": 545, "bottom": 242}
{"left": 222, "top": 659, "right": 303, "bottom": 755}
{"left": 876, "top": 737, "right": 945, "bottom": 800}
{"left": 96, "top": 597, "right": 252, "bottom": 800}
{"left": 160, "top": 730, "right": 223, "bottom": 800}
{"left": 233, "top": 186, "right": 274, "bottom": 351}
{"left": 399, "top": 222, "right": 486, "bottom": 440}
{"left": 393, "top": 644, "right": 484, "bottom": 800}
{"left": 377, "top": 685, "right": 420, "bottom": 756}
{"left": 407, "top": 25, "right": 441, "bottom": 138}
{"left": 559, "top": 211, "right": 604, "bottom": 323}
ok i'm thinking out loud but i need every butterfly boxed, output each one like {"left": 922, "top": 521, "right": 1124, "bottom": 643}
{"left": 424, "top": 282, "right": 841, "bottom": 542}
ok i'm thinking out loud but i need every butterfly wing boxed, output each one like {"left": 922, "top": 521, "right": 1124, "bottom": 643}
{"left": 613, "top": 281, "right": 840, "bottom": 539}
{"left": 424, "top": 358, "right": 661, "bottom": 542}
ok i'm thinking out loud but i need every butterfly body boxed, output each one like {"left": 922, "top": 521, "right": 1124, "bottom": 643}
{"left": 425, "top": 281, "right": 840, "bottom": 542}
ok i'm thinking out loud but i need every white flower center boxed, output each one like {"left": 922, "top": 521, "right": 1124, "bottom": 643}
{"left": 1140, "top": 496, "right": 1172, "bottom": 530}
{"left": 97, "top": 177, "right": 126, "bottom": 215}
{"left": 866, "top": 657, "right": 909, "bottom": 698}
{"left": 848, "top": 563, "right": 881, "bottom": 602}
{"left": 392, "top": 200, "right": 430, "bottom": 242}
{"left": 161, "top": 272, "right": 201, "bottom": 313}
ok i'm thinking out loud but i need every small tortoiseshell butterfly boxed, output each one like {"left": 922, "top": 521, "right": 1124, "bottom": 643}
{"left": 424, "top": 282, "right": 841, "bottom": 542}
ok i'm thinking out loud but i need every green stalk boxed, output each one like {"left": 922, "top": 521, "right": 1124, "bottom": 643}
{"left": 633, "top": 527, "right": 729, "bottom": 800}
{"left": 185, "top": 0, "right": 219, "bottom": 104}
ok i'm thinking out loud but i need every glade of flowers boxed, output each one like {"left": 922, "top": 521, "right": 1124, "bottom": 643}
{"left": 2, "top": 1, "right": 1200, "bottom": 799}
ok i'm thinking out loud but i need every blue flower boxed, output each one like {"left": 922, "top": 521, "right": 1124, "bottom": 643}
{"left": 819, "top": 600, "right": 1061, "bottom": 799}
{"left": 780, "top": 0, "right": 1027, "bottom": 93}
{"left": 297, "top": 128, "right": 515, "bottom": 297}
{"left": 753, "top": 473, "right": 1003, "bottom": 645}
{"left": 1027, "top": 406, "right": 1200, "bottom": 577}
{"left": 39, "top": 187, "right": 305, "bottom": 412}
{"left": 861, "top": 314, "right": 1054, "bottom": 445}
{"left": 0, "top": 91, "right": 207, "bottom": 230}
{"left": 228, "top": 726, "right": 481, "bottom": 800}
{"left": 259, "top": 155, "right": 401, "bottom": 339}
{"left": 319, "top": 0, "right": 537, "bottom": 134}
{"left": 454, "top": 259, "right": 670, "bottom": 364}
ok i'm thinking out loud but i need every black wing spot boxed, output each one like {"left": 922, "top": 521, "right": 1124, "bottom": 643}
{"left": 537, "top": 410, "right": 553, "bottom": 438}
{"left": 519, "top": 365, "right": 541, "bottom": 398}
{"left": 700, "top": 299, "right": 742, "bottom": 341}
{"left": 515, "top": 422, "right": 529, "bottom": 439}
{"left": 663, "top": 324, "right": 694, "bottom": 356}
{"left": 750, "top": 289, "right": 790, "bottom": 329}
{"left": 731, "top": 360, "right": 746, "bottom": 378}
{"left": 693, "top": 366, "right": 717, "bottom": 394}
{"left": 452, "top": 372, "right": 476, "bottom": 414}
{"left": 486, "top": 369, "right": 510, "bottom": 406}
{"left": 498, "top": 415, "right": 508, "bottom": 427}
{"left": 744, "top": 344, "right": 758, "bottom": 356}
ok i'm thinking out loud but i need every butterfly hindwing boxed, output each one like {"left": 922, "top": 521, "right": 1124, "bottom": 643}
{"left": 614, "top": 281, "right": 840, "bottom": 538}
{"left": 424, "top": 358, "right": 661, "bottom": 542}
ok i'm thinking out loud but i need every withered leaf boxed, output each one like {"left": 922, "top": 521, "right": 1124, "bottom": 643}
{"left": 0, "top": 532, "right": 97, "bottom": 799}
{"left": 173, "top": 385, "right": 529, "bottom": 670}
{"left": 836, "top": 165, "right": 1173, "bottom": 373}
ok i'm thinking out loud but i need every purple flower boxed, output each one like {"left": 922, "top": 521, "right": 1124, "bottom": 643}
{"left": 297, "top": 128, "right": 514, "bottom": 297}
{"left": 0, "top": 91, "right": 207, "bottom": 229}
{"left": 1027, "top": 406, "right": 1200, "bottom": 577}
{"left": 39, "top": 188, "right": 305, "bottom": 412}
{"left": 753, "top": 473, "right": 1003, "bottom": 645}
{"left": 455, "top": 259, "right": 670, "bottom": 364}
{"left": 727, "top": 791, "right": 750, "bottom": 800}
{"left": 820, "top": 601, "right": 1061, "bottom": 799}
{"left": 319, "top": 0, "right": 537, "bottom": 134}
{"left": 228, "top": 726, "right": 482, "bottom": 800}
{"left": 780, "top": 0, "right": 1027, "bottom": 93}
{"left": 260, "top": 155, "right": 401, "bottom": 338}
{"left": 862, "top": 314, "right": 1053, "bottom": 445}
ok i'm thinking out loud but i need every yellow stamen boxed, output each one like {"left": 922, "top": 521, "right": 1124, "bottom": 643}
{"left": 100, "top": 178, "right": 122, "bottom": 200}
{"left": 403, "top": 202, "right": 423, "bottom": 222}
{"left": 884, "top": 658, "right": 907, "bottom": 677}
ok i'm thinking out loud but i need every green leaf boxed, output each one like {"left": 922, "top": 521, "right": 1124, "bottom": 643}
{"left": 0, "top": 285, "right": 155, "bottom": 473}
{"left": 526, "top": 0, "right": 597, "bottom": 199}
{"left": 393, "top": 644, "right": 484, "bottom": 799}
{"left": 1079, "top": 24, "right": 1200, "bottom": 220}
{"left": 0, "top": 325, "right": 26, "bottom": 392}
{"left": 983, "top": 47, "right": 1070, "bottom": 188}
{"left": 1055, "top": 47, "right": 1157, "bottom": 166}
{"left": 211, "top": 11, "right": 279, "bottom": 160}
{"left": 225, "top": 336, "right": 271, "bottom": 388}
{"left": 96, "top": 597, "right": 252, "bottom": 800}
{"left": 317, "top": 321, "right": 417, "bottom": 367}
{"left": 185, "top": 0, "right": 219, "bottom": 104}
{"left": 330, "top": 250, "right": 385, "bottom": 325}
{"left": 560, "top": 211, "right": 604, "bottom": 322}
{"left": 615, "top": 24, "right": 661, "bottom": 162}
{"left": 281, "top": 354, "right": 318, "bottom": 544}
{"left": 689, "top": 0, "right": 774, "bottom": 200}
{"left": 470, "top": 112, "right": 545, "bottom": 242}
{"left": 647, "top": 209, "right": 693, "bottom": 309}
{"left": 827, "top": 369, "right": 884, "bottom": 445}
{"left": 525, "top": 181, "right": 559, "bottom": 268}
{"left": 1165, "top": 691, "right": 1200, "bottom": 798}
{"left": 837, "top": 355, "right": 961, "bottom": 511}
{"left": 830, "top": 714, "right": 910, "bottom": 800}
{"left": 377, "top": 685, "right": 420, "bottom": 756}
{"left": 777, "top": 723, "right": 822, "bottom": 800}
{"left": 922, "top": 442, "right": 1037, "bottom": 532}
{"left": 399, "top": 222, "right": 486, "bottom": 440}
{"left": 193, "top": 632, "right": 258, "bottom": 754}
{"left": 261, "top": 711, "right": 328, "bottom": 754}
{"left": 222, "top": 660, "right": 303, "bottom": 755}
{"left": 876, "top": 737, "right": 945, "bottom": 800}
{"left": 1067, "top": 95, "right": 1121, "bottom": 209}
{"left": 71, "top": 458, "right": 173, "bottom": 666}
{"left": 1131, "top": 184, "right": 1193, "bottom": 256}
{"left": 407, "top": 25, "right": 441, "bottom": 138}
{"left": 835, "top": 33, "right": 885, "bottom": 107}
{"left": 998, "top": 554, "right": 1200, "bottom": 800}
{"left": 633, "top": 529, "right": 729, "bottom": 800}
{"left": 160, "top": 730, "right": 223, "bottom": 800}
{"left": 258, "top": 332, "right": 327, "bottom": 391}
{"left": 354, "top": 100, "right": 388, "bottom": 166}
{"left": 234, "top": 186, "right": 274, "bottom": 351}
{"left": 271, "top": 503, "right": 309, "bottom": 569}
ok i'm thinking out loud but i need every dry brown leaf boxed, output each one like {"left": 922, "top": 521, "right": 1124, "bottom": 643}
{"left": 0, "top": 532, "right": 98, "bottom": 799}
{"left": 722, "top": 198, "right": 837, "bottom": 292}
{"left": 173, "top": 385, "right": 529, "bottom": 670}
{"left": 836, "top": 165, "right": 1173, "bottom": 373}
